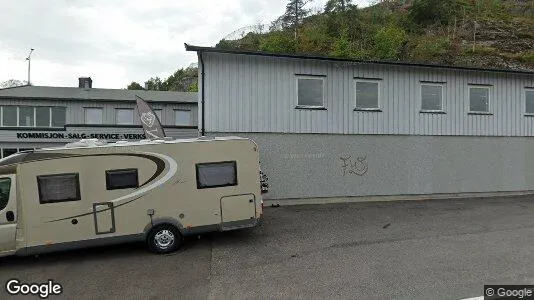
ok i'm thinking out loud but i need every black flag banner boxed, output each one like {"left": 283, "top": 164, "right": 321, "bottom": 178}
{"left": 135, "top": 95, "right": 166, "bottom": 139}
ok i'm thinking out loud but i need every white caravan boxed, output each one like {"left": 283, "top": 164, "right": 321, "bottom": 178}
{"left": 0, "top": 136, "right": 264, "bottom": 257}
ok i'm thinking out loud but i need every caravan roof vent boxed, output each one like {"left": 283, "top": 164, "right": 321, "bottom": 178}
{"left": 65, "top": 138, "right": 107, "bottom": 148}
{"left": 115, "top": 140, "right": 130, "bottom": 145}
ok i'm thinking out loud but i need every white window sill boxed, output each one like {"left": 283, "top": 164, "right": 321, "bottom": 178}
{"left": 354, "top": 108, "right": 382, "bottom": 112}
{"left": 420, "top": 110, "right": 446, "bottom": 114}
{"left": 468, "top": 112, "right": 493, "bottom": 115}
{"left": 295, "top": 105, "right": 327, "bottom": 110}
{"left": 524, "top": 113, "right": 534, "bottom": 117}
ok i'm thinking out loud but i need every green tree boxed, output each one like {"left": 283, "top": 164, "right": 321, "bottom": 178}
{"left": 324, "top": 0, "right": 354, "bottom": 13}
{"left": 408, "top": 0, "right": 458, "bottom": 26}
{"left": 145, "top": 77, "right": 164, "bottom": 91}
{"left": 280, "top": 0, "right": 310, "bottom": 38}
{"left": 373, "top": 25, "right": 407, "bottom": 60}
{"left": 127, "top": 67, "right": 198, "bottom": 92}
{"left": 188, "top": 81, "right": 198, "bottom": 92}
{"left": 126, "top": 82, "right": 144, "bottom": 90}
{"left": 164, "top": 67, "right": 198, "bottom": 91}
{"left": 0, "top": 79, "right": 27, "bottom": 88}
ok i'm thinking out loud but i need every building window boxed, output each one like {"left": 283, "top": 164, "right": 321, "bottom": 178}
{"left": 2, "top": 149, "right": 18, "bottom": 158}
{"left": 2, "top": 107, "right": 17, "bottom": 126}
{"left": 37, "top": 173, "right": 81, "bottom": 204}
{"left": 116, "top": 109, "right": 134, "bottom": 125}
{"left": 154, "top": 109, "right": 163, "bottom": 122}
{"left": 421, "top": 84, "right": 443, "bottom": 111}
{"left": 85, "top": 108, "right": 103, "bottom": 124}
{"left": 1, "top": 106, "right": 65, "bottom": 128}
{"left": 105, "top": 169, "right": 139, "bottom": 190}
{"left": 174, "top": 109, "right": 190, "bottom": 126}
{"left": 0, "top": 178, "right": 11, "bottom": 211}
{"left": 526, "top": 89, "right": 534, "bottom": 114}
{"left": 19, "top": 106, "right": 34, "bottom": 127}
{"left": 297, "top": 76, "right": 324, "bottom": 108}
{"left": 36, "top": 107, "right": 50, "bottom": 127}
{"left": 355, "top": 80, "right": 380, "bottom": 110}
{"left": 469, "top": 86, "right": 490, "bottom": 113}
{"left": 51, "top": 107, "right": 66, "bottom": 127}
{"left": 196, "top": 161, "right": 237, "bottom": 189}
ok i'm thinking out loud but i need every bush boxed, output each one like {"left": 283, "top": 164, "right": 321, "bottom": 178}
{"left": 259, "top": 31, "right": 296, "bottom": 53}
{"left": 215, "top": 39, "right": 238, "bottom": 49}
{"left": 518, "top": 52, "right": 534, "bottom": 64}
{"left": 410, "top": 36, "right": 452, "bottom": 62}
{"left": 373, "top": 25, "right": 407, "bottom": 60}
{"left": 330, "top": 35, "right": 353, "bottom": 58}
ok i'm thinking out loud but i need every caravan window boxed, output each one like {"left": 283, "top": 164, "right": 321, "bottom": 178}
{"left": 0, "top": 178, "right": 11, "bottom": 210}
{"left": 37, "top": 173, "right": 81, "bottom": 204}
{"left": 106, "top": 169, "right": 139, "bottom": 190}
{"left": 196, "top": 161, "right": 237, "bottom": 189}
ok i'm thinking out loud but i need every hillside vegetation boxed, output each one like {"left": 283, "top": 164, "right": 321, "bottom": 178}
{"left": 216, "top": 0, "right": 534, "bottom": 71}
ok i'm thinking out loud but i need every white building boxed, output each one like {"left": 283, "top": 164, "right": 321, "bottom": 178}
{"left": 0, "top": 77, "right": 198, "bottom": 157}
{"left": 186, "top": 44, "right": 534, "bottom": 202}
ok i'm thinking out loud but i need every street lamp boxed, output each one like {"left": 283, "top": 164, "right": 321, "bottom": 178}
{"left": 26, "top": 48, "right": 34, "bottom": 86}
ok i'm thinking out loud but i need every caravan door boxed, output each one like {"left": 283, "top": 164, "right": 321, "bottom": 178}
{"left": 0, "top": 175, "right": 17, "bottom": 256}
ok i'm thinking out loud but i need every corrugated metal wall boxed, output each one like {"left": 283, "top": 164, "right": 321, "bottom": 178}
{"left": 202, "top": 52, "right": 534, "bottom": 136}
{"left": 0, "top": 99, "right": 197, "bottom": 126}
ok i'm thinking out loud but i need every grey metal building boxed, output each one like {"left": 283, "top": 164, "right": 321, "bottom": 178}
{"left": 0, "top": 78, "right": 198, "bottom": 158}
{"left": 186, "top": 44, "right": 534, "bottom": 202}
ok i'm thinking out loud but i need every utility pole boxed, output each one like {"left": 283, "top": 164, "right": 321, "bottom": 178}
{"left": 26, "top": 48, "right": 34, "bottom": 86}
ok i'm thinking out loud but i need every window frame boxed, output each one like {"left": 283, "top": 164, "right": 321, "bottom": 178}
{"left": 115, "top": 108, "right": 134, "bottom": 125}
{"left": 420, "top": 83, "right": 445, "bottom": 113}
{"left": 154, "top": 109, "right": 163, "bottom": 123}
{"left": 295, "top": 75, "right": 326, "bottom": 109}
{"left": 35, "top": 106, "right": 51, "bottom": 127}
{"left": 37, "top": 173, "right": 81, "bottom": 204}
{"left": 1, "top": 148, "right": 18, "bottom": 159}
{"left": 174, "top": 109, "right": 191, "bottom": 126}
{"left": 105, "top": 168, "right": 139, "bottom": 190}
{"left": 196, "top": 161, "right": 238, "bottom": 189}
{"left": 18, "top": 106, "right": 35, "bottom": 127}
{"left": 84, "top": 107, "right": 103, "bottom": 124}
{"left": 468, "top": 85, "right": 492, "bottom": 114}
{"left": 51, "top": 106, "right": 67, "bottom": 128}
{"left": 354, "top": 78, "right": 382, "bottom": 111}
{"left": 525, "top": 88, "right": 534, "bottom": 116}
{"left": 1, "top": 106, "right": 18, "bottom": 127}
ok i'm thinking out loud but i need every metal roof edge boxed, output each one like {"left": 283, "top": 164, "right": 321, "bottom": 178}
{"left": 184, "top": 43, "right": 534, "bottom": 76}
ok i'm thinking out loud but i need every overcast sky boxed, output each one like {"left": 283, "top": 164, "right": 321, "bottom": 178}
{"left": 0, "top": 0, "right": 372, "bottom": 89}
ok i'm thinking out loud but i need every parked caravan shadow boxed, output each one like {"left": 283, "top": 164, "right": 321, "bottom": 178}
{"left": 0, "top": 236, "right": 209, "bottom": 265}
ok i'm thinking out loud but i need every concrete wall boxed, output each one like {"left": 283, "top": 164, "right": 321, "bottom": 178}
{"left": 209, "top": 132, "right": 534, "bottom": 200}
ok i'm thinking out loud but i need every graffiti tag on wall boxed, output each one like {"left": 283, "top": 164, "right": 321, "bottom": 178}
{"left": 340, "top": 155, "right": 368, "bottom": 176}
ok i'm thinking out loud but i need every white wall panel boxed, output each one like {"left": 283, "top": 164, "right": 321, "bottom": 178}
{"left": 202, "top": 52, "right": 534, "bottom": 136}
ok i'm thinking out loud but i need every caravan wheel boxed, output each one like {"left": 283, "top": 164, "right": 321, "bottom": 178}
{"left": 147, "top": 224, "right": 182, "bottom": 254}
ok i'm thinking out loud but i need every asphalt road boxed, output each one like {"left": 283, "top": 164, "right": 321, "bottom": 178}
{"left": 2, "top": 196, "right": 534, "bottom": 299}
